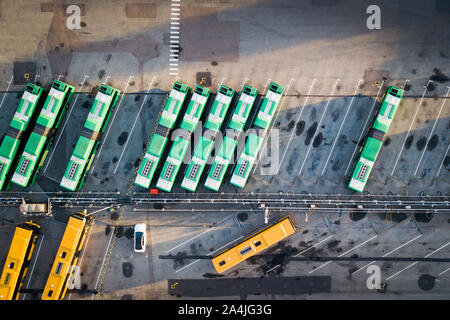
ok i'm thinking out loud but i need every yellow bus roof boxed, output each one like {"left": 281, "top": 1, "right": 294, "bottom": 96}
{"left": 0, "top": 226, "right": 35, "bottom": 300}
{"left": 212, "top": 216, "right": 297, "bottom": 274}
{"left": 42, "top": 215, "right": 86, "bottom": 300}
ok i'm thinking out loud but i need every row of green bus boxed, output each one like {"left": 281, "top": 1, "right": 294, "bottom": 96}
{"left": 134, "top": 80, "right": 286, "bottom": 192}
{"left": 0, "top": 80, "right": 120, "bottom": 192}
{"left": 133, "top": 82, "right": 403, "bottom": 193}
{"left": 0, "top": 79, "right": 403, "bottom": 193}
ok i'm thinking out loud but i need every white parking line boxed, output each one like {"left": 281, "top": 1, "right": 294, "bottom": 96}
{"left": 438, "top": 267, "right": 450, "bottom": 276}
{"left": 351, "top": 234, "right": 423, "bottom": 274}
{"left": 298, "top": 79, "right": 340, "bottom": 176}
{"left": 91, "top": 75, "right": 134, "bottom": 173}
{"left": 309, "top": 235, "right": 377, "bottom": 274}
{"left": 113, "top": 77, "right": 156, "bottom": 175}
{"left": 91, "top": 228, "right": 115, "bottom": 300}
{"left": 386, "top": 241, "right": 450, "bottom": 280}
{"left": 0, "top": 75, "right": 14, "bottom": 111}
{"left": 165, "top": 216, "right": 231, "bottom": 254}
{"left": 253, "top": 78, "right": 295, "bottom": 174}
{"left": 43, "top": 75, "right": 89, "bottom": 173}
{"left": 321, "top": 79, "right": 362, "bottom": 175}
{"left": 436, "top": 143, "right": 450, "bottom": 177}
{"left": 390, "top": 80, "right": 432, "bottom": 176}
{"left": 293, "top": 234, "right": 334, "bottom": 257}
{"left": 344, "top": 80, "right": 385, "bottom": 176}
{"left": 21, "top": 235, "right": 44, "bottom": 300}
{"left": 175, "top": 235, "right": 244, "bottom": 274}
{"left": 402, "top": 79, "right": 409, "bottom": 89}
{"left": 276, "top": 79, "right": 317, "bottom": 174}
{"left": 414, "top": 87, "right": 449, "bottom": 176}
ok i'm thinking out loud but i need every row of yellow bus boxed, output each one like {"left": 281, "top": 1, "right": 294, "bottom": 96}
{"left": 1, "top": 212, "right": 297, "bottom": 300}
{"left": 0, "top": 211, "right": 91, "bottom": 300}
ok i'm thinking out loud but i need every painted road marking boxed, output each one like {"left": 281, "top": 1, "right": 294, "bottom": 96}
{"left": 91, "top": 227, "right": 115, "bottom": 300}
{"left": 390, "top": 80, "right": 432, "bottom": 176}
{"left": 113, "top": 77, "right": 156, "bottom": 175}
{"left": 0, "top": 75, "right": 14, "bottom": 111}
{"left": 385, "top": 241, "right": 450, "bottom": 280}
{"left": 344, "top": 80, "right": 385, "bottom": 176}
{"left": 175, "top": 235, "right": 244, "bottom": 273}
{"left": 253, "top": 78, "right": 295, "bottom": 175}
{"left": 436, "top": 143, "right": 450, "bottom": 177}
{"left": 298, "top": 79, "right": 340, "bottom": 176}
{"left": 308, "top": 235, "right": 377, "bottom": 274}
{"left": 21, "top": 235, "right": 44, "bottom": 300}
{"left": 351, "top": 234, "right": 423, "bottom": 274}
{"left": 91, "top": 75, "right": 134, "bottom": 173}
{"left": 277, "top": 79, "right": 317, "bottom": 174}
{"left": 43, "top": 75, "right": 89, "bottom": 173}
{"left": 414, "top": 87, "right": 449, "bottom": 176}
{"left": 321, "top": 79, "right": 362, "bottom": 176}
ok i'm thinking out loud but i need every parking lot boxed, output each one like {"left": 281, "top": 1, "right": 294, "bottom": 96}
{"left": 0, "top": 0, "right": 449, "bottom": 300}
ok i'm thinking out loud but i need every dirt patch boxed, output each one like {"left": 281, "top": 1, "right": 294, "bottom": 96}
{"left": 430, "top": 68, "right": 449, "bottom": 83}
{"left": 405, "top": 135, "right": 414, "bottom": 150}
{"left": 312, "top": 132, "right": 323, "bottom": 148}
{"left": 296, "top": 121, "right": 305, "bottom": 136}
{"left": 416, "top": 136, "right": 427, "bottom": 151}
{"left": 305, "top": 122, "right": 318, "bottom": 145}
{"left": 427, "top": 134, "right": 438, "bottom": 151}
{"left": 125, "top": 227, "right": 134, "bottom": 239}
{"left": 118, "top": 132, "right": 129, "bottom": 146}
{"left": 122, "top": 262, "right": 133, "bottom": 278}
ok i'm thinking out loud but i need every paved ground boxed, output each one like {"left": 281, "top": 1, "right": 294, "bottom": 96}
{"left": 0, "top": 0, "right": 449, "bottom": 300}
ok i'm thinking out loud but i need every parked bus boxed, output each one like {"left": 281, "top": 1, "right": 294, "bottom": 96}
{"left": 0, "top": 83, "right": 43, "bottom": 190}
{"left": 348, "top": 86, "right": 403, "bottom": 192}
{"left": 134, "top": 81, "right": 190, "bottom": 189}
{"left": 59, "top": 84, "right": 120, "bottom": 191}
{"left": 181, "top": 84, "right": 235, "bottom": 192}
{"left": 230, "top": 82, "right": 284, "bottom": 188}
{"left": 156, "top": 85, "right": 210, "bottom": 192}
{"left": 204, "top": 85, "right": 258, "bottom": 191}
{"left": 11, "top": 80, "right": 74, "bottom": 187}
{"left": 41, "top": 211, "right": 91, "bottom": 300}
{"left": 212, "top": 215, "right": 298, "bottom": 273}
{"left": 0, "top": 221, "right": 40, "bottom": 300}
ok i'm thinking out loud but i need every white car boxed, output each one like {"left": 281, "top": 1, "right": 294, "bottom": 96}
{"left": 134, "top": 223, "right": 147, "bottom": 253}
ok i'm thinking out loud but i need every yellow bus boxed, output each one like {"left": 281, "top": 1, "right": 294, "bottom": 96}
{"left": 0, "top": 221, "right": 40, "bottom": 300}
{"left": 41, "top": 211, "right": 91, "bottom": 300}
{"left": 212, "top": 215, "right": 298, "bottom": 273}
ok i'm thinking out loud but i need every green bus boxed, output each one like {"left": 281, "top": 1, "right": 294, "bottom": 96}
{"left": 181, "top": 85, "right": 235, "bottom": 192}
{"left": 204, "top": 85, "right": 258, "bottom": 191}
{"left": 156, "top": 85, "right": 210, "bottom": 192}
{"left": 0, "top": 83, "right": 44, "bottom": 190}
{"left": 59, "top": 84, "right": 120, "bottom": 191}
{"left": 230, "top": 82, "right": 284, "bottom": 188}
{"left": 348, "top": 86, "right": 403, "bottom": 192}
{"left": 11, "top": 80, "right": 74, "bottom": 187}
{"left": 134, "top": 81, "right": 190, "bottom": 189}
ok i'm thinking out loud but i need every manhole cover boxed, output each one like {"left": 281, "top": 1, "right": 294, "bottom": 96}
{"left": 196, "top": 72, "right": 212, "bottom": 87}
{"left": 237, "top": 212, "right": 248, "bottom": 222}
{"left": 13, "top": 61, "right": 37, "bottom": 85}
{"left": 363, "top": 70, "right": 390, "bottom": 94}
{"left": 418, "top": 274, "right": 435, "bottom": 291}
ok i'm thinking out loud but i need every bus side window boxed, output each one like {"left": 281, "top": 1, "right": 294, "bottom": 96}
{"left": 254, "top": 241, "right": 262, "bottom": 247}
{"left": 219, "top": 261, "right": 226, "bottom": 266}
